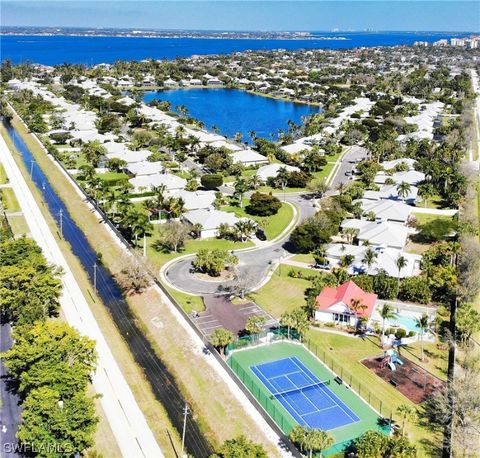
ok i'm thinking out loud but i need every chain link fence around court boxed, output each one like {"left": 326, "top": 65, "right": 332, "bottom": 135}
{"left": 227, "top": 329, "right": 394, "bottom": 424}
{"left": 228, "top": 355, "right": 297, "bottom": 434}
{"left": 303, "top": 337, "right": 394, "bottom": 421}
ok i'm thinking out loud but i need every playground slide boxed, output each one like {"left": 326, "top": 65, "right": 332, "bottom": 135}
{"left": 395, "top": 357, "right": 404, "bottom": 365}
{"left": 388, "top": 362, "right": 396, "bottom": 371}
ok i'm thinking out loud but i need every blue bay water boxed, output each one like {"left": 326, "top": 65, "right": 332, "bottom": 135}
{"left": 143, "top": 88, "right": 318, "bottom": 141}
{"left": 0, "top": 32, "right": 470, "bottom": 65}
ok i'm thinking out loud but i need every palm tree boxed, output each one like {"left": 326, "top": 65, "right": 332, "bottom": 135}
{"left": 349, "top": 298, "right": 367, "bottom": 328}
{"left": 362, "top": 247, "right": 378, "bottom": 273}
{"left": 343, "top": 227, "right": 357, "bottom": 244}
{"left": 306, "top": 429, "right": 334, "bottom": 458}
{"left": 396, "top": 255, "right": 407, "bottom": 289}
{"left": 396, "top": 404, "right": 415, "bottom": 437}
{"left": 340, "top": 254, "right": 355, "bottom": 268}
{"left": 379, "top": 303, "right": 398, "bottom": 337}
{"left": 415, "top": 313, "right": 430, "bottom": 361}
{"left": 234, "top": 178, "right": 250, "bottom": 208}
{"left": 233, "top": 220, "right": 257, "bottom": 242}
{"left": 280, "top": 311, "right": 296, "bottom": 339}
{"left": 249, "top": 175, "right": 262, "bottom": 190}
{"left": 276, "top": 166, "right": 290, "bottom": 190}
{"left": 192, "top": 223, "right": 203, "bottom": 239}
{"left": 396, "top": 181, "right": 412, "bottom": 200}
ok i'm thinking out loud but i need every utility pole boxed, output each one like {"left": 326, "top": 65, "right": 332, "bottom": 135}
{"left": 59, "top": 209, "right": 63, "bottom": 239}
{"left": 93, "top": 263, "right": 97, "bottom": 291}
{"left": 181, "top": 403, "right": 190, "bottom": 458}
{"left": 143, "top": 234, "right": 147, "bottom": 257}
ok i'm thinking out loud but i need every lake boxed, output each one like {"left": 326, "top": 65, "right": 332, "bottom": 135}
{"left": 0, "top": 32, "right": 470, "bottom": 65}
{"left": 143, "top": 88, "right": 319, "bottom": 141}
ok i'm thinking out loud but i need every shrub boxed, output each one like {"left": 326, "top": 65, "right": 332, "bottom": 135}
{"left": 287, "top": 170, "right": 312, "bottom": 188}
{"left": 201, "top": 174, "right": 223, "bottom": 190}
{"left": 395, "top": 328, "right": 407, "bottom": 339}
{"left": 246, "top": 192, "right": 281, "bottom": 216}
{"left": 399, "top": 276, "right": 432, "bottom": 304}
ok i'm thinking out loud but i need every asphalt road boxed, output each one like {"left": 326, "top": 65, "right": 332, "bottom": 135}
{"left": 0, "top": 323, "right": 21, "bottom": 458}
{"left": 165, "top": 193, "right": 317, "bottom": 295}
{"left": 328, "top": 145, "right": 369, "bottom": 192}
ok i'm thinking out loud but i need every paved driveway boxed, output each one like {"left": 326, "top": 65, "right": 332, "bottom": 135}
{"left": 194, "top": 296, "right": 278, "bottom": 337}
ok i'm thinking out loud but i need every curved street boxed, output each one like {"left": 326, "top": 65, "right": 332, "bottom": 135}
{"left": 163, "top": 142, "right": 368, "bottom": 296}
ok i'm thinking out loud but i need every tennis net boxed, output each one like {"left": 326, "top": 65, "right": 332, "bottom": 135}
{"left": 272, "top": 379, "right": 330, "bottom": 398}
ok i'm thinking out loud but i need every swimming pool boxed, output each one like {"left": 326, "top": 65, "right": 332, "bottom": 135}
{"left": 393, "top": 315, "right": 421, "bottom": 332}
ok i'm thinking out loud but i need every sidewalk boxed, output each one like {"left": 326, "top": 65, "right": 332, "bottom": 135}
{"left": 0, "top": 136, "right": 164, "bottom": 458}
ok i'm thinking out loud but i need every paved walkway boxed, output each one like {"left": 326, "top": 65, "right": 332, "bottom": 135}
{"left": 0, "top": 137, "right": 164, "bottom": 458}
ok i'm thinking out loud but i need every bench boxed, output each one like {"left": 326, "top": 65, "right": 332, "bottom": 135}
{"left": 334, "top": 376, "right": 343, "bottom": 385}
{"left": 389, "top": 378, "right": 399, "bottom": 387}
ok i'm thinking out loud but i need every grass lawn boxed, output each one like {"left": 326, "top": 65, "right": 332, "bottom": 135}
{"left": 290, "top": 253, "right": 315, "bottom": 264}
{"left": 166, "top": 287, "right": 205, "bottom": 313}
{"left": 222, "top": 200, "right": 295, "bottom": 240}
{"left": 98, "top": 171, "right": 130, "bottom": 184}
{"left": 1, "top": 187, "right": 21, "bottom": 212}
{"left": 249, "top": 265, "right": 313, "bottom": 317}
{"left": 146, "top": 234, "right": 253, "bottom": 269}
{"left": 6, "top": 214, "right": 29, "bottom": 235}
{"left": 0, "top": 163, "right": 7, "bottom": 184}
{"left": 412, "top": 212, "right": 454, "bottom": 225}
{"left": 305, "top": 330, "right": 439, "bottom": 456}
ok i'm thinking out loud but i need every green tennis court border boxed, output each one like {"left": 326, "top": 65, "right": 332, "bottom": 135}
{"left": 228, "top": 341, "right": 389, "bottom": 456}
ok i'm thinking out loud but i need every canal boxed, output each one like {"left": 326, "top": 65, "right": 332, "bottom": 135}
{"left": 4, "top": 121, "right": 213, "bottom": 457}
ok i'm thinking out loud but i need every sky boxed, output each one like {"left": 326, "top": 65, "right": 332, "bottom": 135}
{"left": 1, "top": 1, "right": 479, "bottom": 32}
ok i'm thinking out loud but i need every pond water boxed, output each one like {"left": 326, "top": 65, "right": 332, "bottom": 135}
{"left": 143, "top": 88, "right": 319, "bottom": 142}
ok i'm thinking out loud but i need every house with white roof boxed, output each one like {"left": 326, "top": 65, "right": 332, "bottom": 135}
{"left": 363, "top": 184, "right": 418, "bottom": 205}
{"left": 125, "top": 161, "right": 164, "bottom": 176}
{"left": 256, "top": 163, "right": 300, "bottom": 181}
{"left": 341, "top": 219, "right": 412, "bottom": 249}
{"left": 382, "top": 158, "right": 417, "bottom": 171}
{"left": 374, "top": 170, "right": 425, "bottom": 186}
{"left": 205, "top": 140, "right": 243, "bottom": 152}
{"left": 106, "top": 149, "right": 152, "bottom": 164}
{"left": 355, "top": 199, "right": 413, "bottom": 224}
{"left": 168, "top": 190, "right": 216, "bottom": 211}
{"left": 182, "top": 208, "right": 240, "bottom": 238}
{"left": 280, "top": 143, "right": 313, "bottom": 155}
{"left": 129, "top": 173, "right": 186, "bottom": 193}
{"left": 231, "top": 149, "right": 269, "bottom": 166}
{"left": 325, "top": 244, "right": 421, "bottom": 278}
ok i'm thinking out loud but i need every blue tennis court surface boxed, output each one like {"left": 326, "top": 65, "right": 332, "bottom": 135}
{"left": 251, "top": 357, "right": 360, "bottom": 430}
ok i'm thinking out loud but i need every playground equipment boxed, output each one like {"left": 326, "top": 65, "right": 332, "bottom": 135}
{"left": 379, "top": 349, "right": 404, "bottom": 371}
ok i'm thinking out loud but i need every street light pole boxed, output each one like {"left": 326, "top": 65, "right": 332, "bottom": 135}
{"left": 93, "top": 263, "right": 97, "bottom": 290}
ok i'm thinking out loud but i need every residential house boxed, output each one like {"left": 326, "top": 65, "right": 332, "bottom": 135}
{"left": 314, "top": 281, "right": 378, "bottom": 326}
{"left": 183, "top": 208, "right": 240, "bottom": 238}
{"left": 256, "top": 163, "right": 300, "bottom": 181}
{"left": 325, "top": 244, "right": 421, "bottom": 278}
{"left": 341, "top": 219, "right": 412, "bottom": 249}
{"left": 230, "top": 149, "right": 269, "bottom": 166}
{"left": 354, "top": 199, "right": 413, "bottom": 224}
{"left": 129, "top": 173, "right": 186, "bottom": 193}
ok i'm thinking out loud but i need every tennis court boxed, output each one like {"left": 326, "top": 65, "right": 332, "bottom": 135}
{"left": 228, "top": 341, "right": 387, "bottom": 455}
{"left": 252, "top": 357, "right": 360, "bottom": 430}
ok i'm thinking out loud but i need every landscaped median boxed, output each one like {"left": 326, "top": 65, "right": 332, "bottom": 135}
{"left": 1, "top": 114, "right": 283, "bottom": 456}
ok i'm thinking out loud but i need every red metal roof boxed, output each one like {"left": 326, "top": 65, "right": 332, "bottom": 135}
{"left": 315, "top": 281, "right": 378, "bottom": 317}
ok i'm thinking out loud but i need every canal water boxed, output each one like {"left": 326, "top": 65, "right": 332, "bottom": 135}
{"left": 143, "top": 88, "right": 319, "bottom": 142}
{"left": 4, "top": 122, "right": 212, "bottom": 457}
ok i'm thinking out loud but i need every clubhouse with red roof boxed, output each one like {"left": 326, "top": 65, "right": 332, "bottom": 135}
{"left": 314, "top": 281, "right": 378, "bottom": 326}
